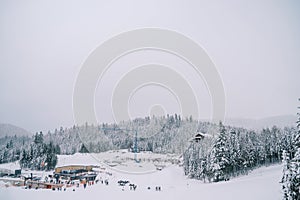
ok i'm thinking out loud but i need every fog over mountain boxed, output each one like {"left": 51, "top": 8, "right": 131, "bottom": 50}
{"left": 224, "top": 115, "right": 297, "bottom": 130}
{"left": 0, "top": 123, "right": 33, "bottom": 138}
{"left": 1, "top": 1, "right": 299, "bottom": 133}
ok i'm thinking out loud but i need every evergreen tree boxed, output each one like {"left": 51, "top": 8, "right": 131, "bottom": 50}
{"left": 289, "top": 149, "right": 300, "bottom": 199}
{"left": 44, "top": 142, "right": 58, "bottom": 170}
{"left": 188, "top": 142, "right": 199, "bottom": 179}
{"left": 19, "top": 132, "right": 57, "bottom": 170}
{"left": 79, "top": 143, "right": 89, "bottom": 153}
{"left": 282, "top": 99, "right": 300, "bottom": 199}
{"left": 288, "top": 100, "right": 300, "bottom": 199}
{"left": 34, "top": 132, "right": 44, "bottom": 144}
{"left": 210, "top": 122, "right": 230, "bottom": 182}
{"left": 282, "top": 150, "right": 292, "bottom": 200}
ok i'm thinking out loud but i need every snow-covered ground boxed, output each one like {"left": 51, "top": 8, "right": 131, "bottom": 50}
{"left": 57, "top": 150, "right": 179, "bottom": 174}
{"left": 0, "top": 151, "right": 283, "bottom": 200}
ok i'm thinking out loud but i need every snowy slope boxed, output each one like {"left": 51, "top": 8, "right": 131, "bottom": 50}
{"left": 0, "top": 151, "right": 283, "bottom": 200}
{"left": 57, "top": 150, "right": 179, "bottom": 174}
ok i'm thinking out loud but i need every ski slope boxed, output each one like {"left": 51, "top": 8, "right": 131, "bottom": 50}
{"left": 0, "top": 151, "right": 283, "bottom": 200}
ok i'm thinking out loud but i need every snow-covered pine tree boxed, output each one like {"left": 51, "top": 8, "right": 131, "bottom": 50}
{"left": 243, "top": 131, "right": 256, "bottom": 171}
{"left": 183, "top": 148, "right": 190, "bottom": 176}
{"left": 210, "top": 122, "right": 231, "bottom": 182}
{"left": 289, "top": 148, "right": 300, "bottom": 199}
{"left": 19, "top": 132, "right": 57, "bottom": 170}
{"left": 282, "top": 99, "right": 300, "bottom": 199}
{"left": 45, "top": 141, "right": 58, "bottom": 170}
{"left": 282, "top": 150, "right": 292, "bottom": 200}
{"left": 79, "top": 143, "right": 89, "bottom": 153}
{"left": 188, "top": 142, "right": 198, "bottom": 178}
{"left": 289, "top": 100, "right": 300, "bottom": 199}
{"left": 228, "top": 130, "right": 243, "bottom": 176}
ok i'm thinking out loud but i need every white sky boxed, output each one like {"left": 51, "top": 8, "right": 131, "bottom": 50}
{"left": 0, "top": 0, "right": 299, "bottom": 132}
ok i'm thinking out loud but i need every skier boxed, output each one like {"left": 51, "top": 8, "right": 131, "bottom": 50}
{"left": 83, "top": 179, "right": 87, "bottom": 189}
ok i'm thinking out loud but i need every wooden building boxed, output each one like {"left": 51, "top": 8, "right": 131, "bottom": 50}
{"left": 190, "top": 132, "right": 205, "bottom": 143}
{"left": 54, "top": 165, "right": 95, "bottom": 174}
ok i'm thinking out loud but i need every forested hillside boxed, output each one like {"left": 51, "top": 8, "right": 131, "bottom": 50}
{"left": 183, "top": 122, "right": 297, "bottom": 182}
{"left": 0, "top": 115, "right": 297, "bottom": 177}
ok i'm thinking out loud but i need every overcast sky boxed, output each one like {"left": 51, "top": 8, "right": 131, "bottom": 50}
{"left": 0, "top": 0, "right": 299, "bottom": 133}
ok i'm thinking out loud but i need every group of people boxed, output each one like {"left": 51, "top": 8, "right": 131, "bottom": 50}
{"left": 155, "top": 186, "right": 162, "bottom": 191}
{"left": 147, "top": 186, "right": 162, "bottom": 191}
{"left": 129, "top": 183, "right": 137, "bottom": 191}
{"left": 96, "top": 177, "right": 109, "bottom": 185}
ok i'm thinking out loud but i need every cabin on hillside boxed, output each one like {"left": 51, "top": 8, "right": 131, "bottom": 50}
{"left": 190, "top": 132, "right": 205, "bottom": 143}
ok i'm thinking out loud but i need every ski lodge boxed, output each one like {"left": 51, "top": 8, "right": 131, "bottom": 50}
{"left": 54, "top": 165, "right": 98, "bottom": 182}
{"left": 54, "top": 165, "right": 95, "bottom": 174}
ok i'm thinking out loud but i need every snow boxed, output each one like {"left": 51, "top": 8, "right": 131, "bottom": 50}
{"left": 0, "top": 151, "right": 283, "bottom": 200}
{"left": 0, "top": 161, "right": 20, "bottom": 171}
{"left": 57, "top": 150, "right": 178, "bottom": 174}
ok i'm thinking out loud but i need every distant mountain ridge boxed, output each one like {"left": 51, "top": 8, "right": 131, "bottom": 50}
{"left": 224, "top": 115, "right": 297, "bottom": 130}
{"left": 0, "top": 123, "right": 32, "bottom": 138}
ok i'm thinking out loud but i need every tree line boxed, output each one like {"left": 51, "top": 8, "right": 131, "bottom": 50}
{"left": 0, "top": 114, "right": 298, "bottom": 178}
{"left": 183, "top": 122, "right": 297, "bottom": 182}
{"left": 19, "top": 132, "right": 60, "bottom": 170}
{"left": 281, "top": 101, "right": 300, "bottom": 200}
